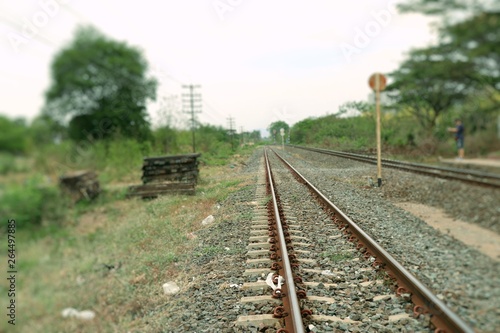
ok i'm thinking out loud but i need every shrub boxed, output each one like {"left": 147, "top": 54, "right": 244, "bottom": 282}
{"left": 0, "top": 176, "right": 68, "bottom": 229}
{"left": 0, "top": 153, "right": 30, "bottom": 175}
{"left": 99, "top": 139, "right": 150, "bottom": 181}
{"left": 0, "top": 154, "right": 17, "bottom": 175}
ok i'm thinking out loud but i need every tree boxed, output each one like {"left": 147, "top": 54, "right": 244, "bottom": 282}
{"left": 291, "top": 118, "right": 316, "bottom": 144}
{"left": 439, "top": 12, "right": 500, "bottom": 135}
{"left": 387, "top": 8, "right": 499, "bottom": 135}
{"left": 30, "top": 114, "right": 67, "bottom": 145}
{"left": 43, "top": 26, "right": 157, "bottom": 142}
{"left": 153, "top": 125, "right": 178, "bottom": 153}
{"left": 249, "top": 130, "right": 261, "bottom": 143}
{"left": 441, "top": 12, "right": 500, "bottom": 92}
{"left": 386, "top": 47, "right": 477, "bottom": 130}
{"left": 337, "top": 101, "right": 373, "bottom": 117}
{"left": 397, "top": 0, "right": 495, "bottom": 17}
{"left": 267, "top": 121, "right": 289, "bottom": 143}
{"left": 0, "top": 115, "right": 29, "bottom": 154}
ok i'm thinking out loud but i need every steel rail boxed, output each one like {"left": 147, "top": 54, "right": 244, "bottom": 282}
{"left": 264, "top": 149, "right": 305, "bottom": 333}
{"left": 289, "top": 145, "right": 500, "bottom": 188}
{"left": 271, "top": 149, "right": 475, "bottom": 333}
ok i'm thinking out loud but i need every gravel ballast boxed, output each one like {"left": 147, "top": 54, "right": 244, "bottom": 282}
{"left": 159, "top": 147, "right": 499, "bottom": 332}
{"left": 277, "top": 147, "right": 499, "bottom": 332}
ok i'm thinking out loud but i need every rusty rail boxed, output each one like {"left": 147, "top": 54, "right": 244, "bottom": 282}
{"left": 271, "top": 148, "right": 475, "bottom": 333}
{"left": 264, "top": 149, "right": 305, "bottom": 333}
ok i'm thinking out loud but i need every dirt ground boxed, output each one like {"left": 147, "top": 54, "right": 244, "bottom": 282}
{"left": 395, "top": 202, "right": 500, "bottom": 262}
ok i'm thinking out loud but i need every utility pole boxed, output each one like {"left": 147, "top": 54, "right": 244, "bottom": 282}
{"left": 182, "top": 85, "right": 202, "bottom": 153}
{"left": 227, "top": 117, "right": 236, "bottom": 151}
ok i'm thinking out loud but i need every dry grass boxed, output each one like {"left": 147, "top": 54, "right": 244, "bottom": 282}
{"left": 0, "top": 162, "right": 251, "bottom": 333}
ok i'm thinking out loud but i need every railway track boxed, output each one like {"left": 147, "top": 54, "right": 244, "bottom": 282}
{"left": 289, "top": 145, "right": 500, "bottom": 188}
{"left": 235, "top": 148, "right": 475, "bottom": 332}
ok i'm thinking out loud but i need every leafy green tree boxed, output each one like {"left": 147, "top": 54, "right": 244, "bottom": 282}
{"left": 387, "top": 7, "right": 499, "bottom": 135}
{"left": 398, "top": 0, "right": 493, "bottom": 17}
{"left": 441, "top": 12, "right": 500, "bottom": 94}
{"left": 291, "top": 118, "right": 316, "bottom": 144}
{"left": 249, "top": 130, "right": 261, "bottom": 143}
{"left": 337, "top": 101, "right": 373, "bottom": 117}
{"left": 267, "top": 121, "right": 289, "bottom": 143}
{"left": 291, "top": 114, "right": 376, "bottom": 149}
{"left": 386, "top": 47, "right": 477, "bottom": 130}
{"left": 30, "top": 114, "right": 67, "bottom": 145}
{"left": 154, "top": 126, "right": 178, "bottom": 154}
{"left": 43, "top": 26, "right": 157, "bottom": 142}
{"left": 0, "top": 115, "right": 29, "bottom": 154}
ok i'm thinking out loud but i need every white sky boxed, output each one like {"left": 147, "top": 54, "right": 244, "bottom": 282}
{"left": 0, "top": 0, "right": 438, "bottom": 134}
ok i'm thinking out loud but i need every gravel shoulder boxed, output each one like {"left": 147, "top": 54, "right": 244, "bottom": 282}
{"left": 393, "top": 202, "right": 500, "bottom": 262}
{"left": 161, "top": 150, "right": 264, "bottom": 332}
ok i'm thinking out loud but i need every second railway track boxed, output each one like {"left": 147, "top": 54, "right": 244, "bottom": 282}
{"left": 289, "top": 145, "right": 500, "bottom": 189}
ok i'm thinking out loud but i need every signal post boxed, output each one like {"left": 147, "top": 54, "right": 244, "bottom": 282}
{"left": 368, "top": 73, "right": 387, "bottom": 187}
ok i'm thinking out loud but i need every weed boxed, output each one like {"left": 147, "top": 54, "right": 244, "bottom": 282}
{"left": 259, "top": 195, "right": 272, "bottom": 206}
{"left": 238, "top": 211, "right": 254, "bottom": 220}
{"left": 201, "top": 246, "right": 226, "bottom": 255}
{"left": 221, "top": 179, "right": 241, "bottom": 188}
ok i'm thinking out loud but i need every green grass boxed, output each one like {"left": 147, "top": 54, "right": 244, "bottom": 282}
{"left": 0, "top": 175, "right": 69, "bottom": 230}
{"left": 259, "top": 195, "right": 272, "bottom": 207}
{"left": 238, "top": 211, "right": 254, "bottom": 220}
{"left": 0, "top": 162, "right": 252, "bottom": 333}
{"left": 320, "top": 251, "right": 354, "bottom": 262}
{"left": 0, "top": 153, "right": 30, "bottom": 174}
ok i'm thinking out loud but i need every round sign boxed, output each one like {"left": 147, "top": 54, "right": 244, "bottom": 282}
{"left": 368, "top": 73, "right": 387, "bottom": 91}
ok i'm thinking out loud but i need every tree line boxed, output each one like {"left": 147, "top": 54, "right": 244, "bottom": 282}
{"left": 0, "top": 26, "right": 261, "bottom": 162}
{"left": 272, "top": 0, "right": 499, "bottom": 156}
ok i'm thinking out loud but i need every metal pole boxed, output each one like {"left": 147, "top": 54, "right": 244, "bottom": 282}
{"left": 375, "top": 75, "right": 382, "bottom": 187}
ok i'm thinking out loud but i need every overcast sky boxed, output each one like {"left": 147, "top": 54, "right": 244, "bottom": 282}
{"left": 0, "top": 0, "right": 438, "bottom": 134}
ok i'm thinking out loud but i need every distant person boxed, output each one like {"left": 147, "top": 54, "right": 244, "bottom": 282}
{"left": 448, "top": 119, "right": 464, "bottom": 159}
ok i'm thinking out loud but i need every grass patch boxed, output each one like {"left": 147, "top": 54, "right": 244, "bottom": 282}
{"left": 259, "top": 195, "right": 272, "bottom": 207}
{"left": 0, "top": 163, "right": 250, "bottom": 332}
{"left": 0, "top": 153, "right": 30, "bottom": 175}
{"left": 0, "top": 175, "right": 69, "bottom": 230}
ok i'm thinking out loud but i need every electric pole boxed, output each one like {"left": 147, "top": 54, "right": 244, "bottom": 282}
{"left": 227, "top": 117, "right": 236, "bottom": 151}
{"left": 240, "top": 126, "right": 245, "bottom": 146}
{"left": 182, "top": 85, "right": 202, "bottom": 153}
